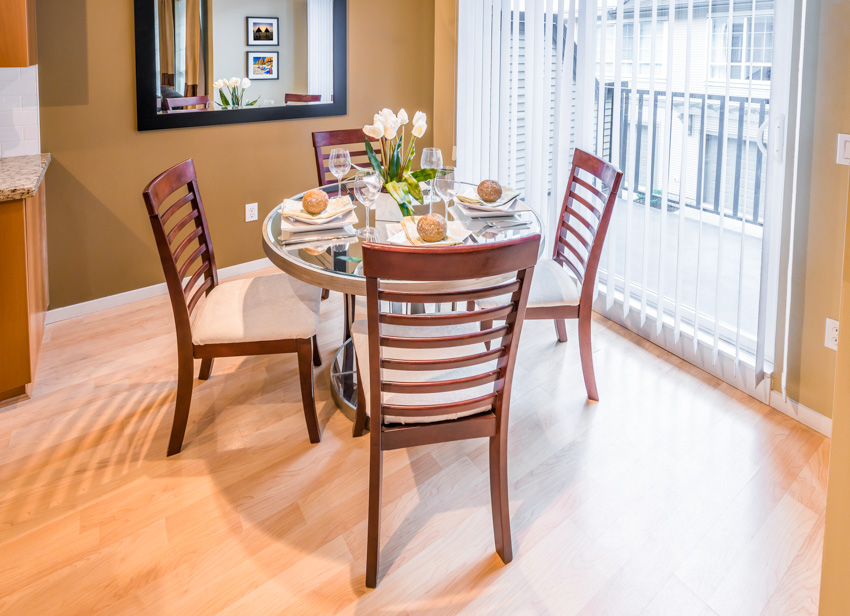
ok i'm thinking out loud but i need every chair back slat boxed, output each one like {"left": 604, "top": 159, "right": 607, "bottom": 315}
{"left": 378, "top": 280, "right": 520, "bottom": 305}
{"left": 361, "top": 236, "right": 539, "bottom": 426}
{"left": 379, "top": 304, "right": 513, "bottom": 327}
{"left": 553, "top": 149, "right": 624, "bottom": 298}
{"left": 162, "top": 95, "right": 210, "bottom": 112}
{"left": 381, "top": 348, "right": 507, "bottom": 371}
{"left": 312, "top": 128, "right": 383, "bottom": 187}
{"left": 285, "top": 93, "right": 322, "bottom": 104}
{"left": 382, "top": 393, "right": 501, "bottom": 418}
{"left": 143, "top": 159, "right": 219, "bottom": 342}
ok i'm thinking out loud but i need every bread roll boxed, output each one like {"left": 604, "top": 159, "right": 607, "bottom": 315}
{"left": 416, "top": 213, "right": 448, "bottom": 243}
{"left": 477, "top": 180, "right": 503, "bottom": 203}
{"left": 302, "top": 189, "right": 329, "bottom": 215}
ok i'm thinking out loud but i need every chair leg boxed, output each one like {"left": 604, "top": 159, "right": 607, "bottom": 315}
{"left": 365, "top": 443, "right": 383, "bottom": 588}
{"left": 198, "top": 357, "right": 214, "bottom": 380}
{"left": 488, "top": 433, "right": 513, "bottom": 564}
{"left": 167, "top": 351, "right": 195, "bottom": 456}
{"left": 297, "top": 339, "right": 321, "bottom": 444}
{"left": 312, "top": 334, "right": 322, "bottom": 367}
{"left": 578, "top": 312, "right": 598, "bottom": 401}
{"left": 481, "top": 319, "right": 493, "bottom": 351}
{"left": 554, "top": 319, "right": 568, "bottom": 343}
{"left": 352, "top": 362, "right": 368, "bottom": 438}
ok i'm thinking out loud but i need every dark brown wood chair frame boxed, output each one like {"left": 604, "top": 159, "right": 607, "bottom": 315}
{"left": 161, "top": 95, "right": 210, "bottom": 112}
{"left": 311, "top": 128, "right": 383, "bottom": 303}
{"left": 311, "top": 128, "right": 383, "bottom": 189}
{"left": 355, "top": 235, "right": 540, "bottom": 587}
{"left": 285, "top": 93, "right": 323, "bottom": 104}
{"left": 481, "top": 149, "right": 623, "bottom": 401}
{"left": 142, "top": 159, "right": 322, "bottom": 456}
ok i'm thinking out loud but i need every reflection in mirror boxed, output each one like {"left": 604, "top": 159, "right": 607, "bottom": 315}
{"left": 154, "top": 0, "right": 334, "bottom": 114}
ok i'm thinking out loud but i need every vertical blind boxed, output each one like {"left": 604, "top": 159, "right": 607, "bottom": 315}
{"left": 307, "top": 0, "right": 334, "bottom": 102}
{"left": 457, "top": 0, "right": 792, "bottom": 399}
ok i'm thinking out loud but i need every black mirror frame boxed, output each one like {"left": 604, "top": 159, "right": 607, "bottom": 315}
{"left": 134, "top": 0, "right": 347, "bottom": 131}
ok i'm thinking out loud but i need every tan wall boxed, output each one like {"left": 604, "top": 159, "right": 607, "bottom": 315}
{"left": 432, "top": 0, "right": 456, "bottom": 162}
{"left": 818, "top": 178, "right": 850, "bottom": 613}
{"left": 36, "top": 0, "right": 436, "bottom": 308}
{"left": 774, "top": 0, "right": 850, "bottom": 418}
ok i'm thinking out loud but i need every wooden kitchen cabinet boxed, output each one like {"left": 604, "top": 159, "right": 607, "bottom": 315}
{"left": 0, "top": 180, "right": 48, "bottom": 403}
{"left": 0, "top": 0, "right": 38, "bottom": 68}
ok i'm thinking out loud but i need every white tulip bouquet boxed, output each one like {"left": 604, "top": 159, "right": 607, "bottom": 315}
{"left": 362, "top": 108, "right": 438, "bottom": 216}
{"left": 213, "top": 77, "right": 259, "bottom": 108}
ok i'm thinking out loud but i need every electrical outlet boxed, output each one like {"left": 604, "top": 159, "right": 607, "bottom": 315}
{"left": 825, "top": 318, "right": 840, "bottom": 351}
{"left": 245, "top": 202, "right": 258, "bottom": 222}
{"left": 837, "top": 134, "right": 850, "bottom": 166}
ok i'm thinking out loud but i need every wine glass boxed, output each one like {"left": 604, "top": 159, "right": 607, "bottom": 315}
{"left": 434, "top": 166, "right": 458, "bottom": 213}
{"left": 328, "top": 148, "right": 351, "bottom": 197}
{"left": 354, "top": 170, "right": 382, "bottom": 241}
{"left": 421, "top": 147, "right": 443, "bottom": 208}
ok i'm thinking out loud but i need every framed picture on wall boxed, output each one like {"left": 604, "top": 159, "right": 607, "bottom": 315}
{"left": 247, "top": 51, "right": 279, "bottom": 80}
{"left": 247, "top": 17, "right": 279, "bottom": 46}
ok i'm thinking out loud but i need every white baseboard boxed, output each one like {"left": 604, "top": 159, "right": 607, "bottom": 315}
{"left": 768, "top": 391, "right": 833, "bottom": 437}
{"left": 45, "top": 258, "right": 274, "bottom": 325}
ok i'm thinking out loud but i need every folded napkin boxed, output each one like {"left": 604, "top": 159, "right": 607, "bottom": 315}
{"left": 386, "top": 216, "right": 470, "bottom": 247}
{"left": 282, "top": 195, "right": 355, "bottom": 221}
{"left": 457, "top": 185, "right": 521, "bottom": 209}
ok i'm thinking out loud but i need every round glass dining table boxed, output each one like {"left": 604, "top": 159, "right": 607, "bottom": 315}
{"left": 262, "top": 180, "right": 543, "bottom": 418}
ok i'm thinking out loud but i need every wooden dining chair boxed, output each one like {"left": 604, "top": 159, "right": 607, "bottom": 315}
{"left": 352, "top": 235, "right": 540, "bottom": 587}
{"left": 312, "top": 128, "right": 383, "bottom": 188}
{"left": 162, "top": 95, "right": 210, "bottom": 112}
{"left": 142, "top": 159, "right": 324, "bottom": 456}
{"left": 478, "top": 149, "right": 623, "bottom": 401}
{"left": 285, "top": 93, "right": 322, "bottom": 104}
{"left": 311, "top": 128, "right": 383, "bottom": 302}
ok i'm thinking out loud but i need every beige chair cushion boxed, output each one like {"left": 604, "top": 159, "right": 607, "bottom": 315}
{"left": 191, "top": 274, "right": 321, "bottom": 345}
{"left": 352, "top": 319, "right": 497, "bottom": 425}
{"left": 477, "top": 258, "right": 581, "bottom": 310}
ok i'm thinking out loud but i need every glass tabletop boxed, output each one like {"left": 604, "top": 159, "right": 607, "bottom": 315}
{"left": 264, "top": 180, "right": 543, "bottom": 283}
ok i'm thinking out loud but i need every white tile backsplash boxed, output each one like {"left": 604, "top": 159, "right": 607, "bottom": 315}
{"left": 0, "top": 66, "right": 40, "bottom": 158}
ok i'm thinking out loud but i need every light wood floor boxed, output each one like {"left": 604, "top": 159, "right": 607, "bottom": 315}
{"left": 0, "top": 269, "right": 828, "bottom": 615}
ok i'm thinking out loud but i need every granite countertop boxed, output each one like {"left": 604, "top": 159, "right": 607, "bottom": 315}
{"left": 0, "top": 153, "right": 51, "bottom": 202}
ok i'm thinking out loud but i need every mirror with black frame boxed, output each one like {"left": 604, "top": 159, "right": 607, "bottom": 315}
{"left": 134, "top": 0, "right": 346, "bottom": 131}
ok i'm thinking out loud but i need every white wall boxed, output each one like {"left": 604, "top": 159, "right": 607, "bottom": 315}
{"left": 0, "top": 66, "right": 40, "bottom": 158}
{"left": 211, "top": 0, "right": 308, "bottom": 107}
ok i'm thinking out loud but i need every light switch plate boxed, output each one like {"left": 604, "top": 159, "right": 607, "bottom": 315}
{"left": 245, "top": 202, "right": 258, "bottom": 222}
{"left": 837, "top": 134, "right": 850, "bottom": 166}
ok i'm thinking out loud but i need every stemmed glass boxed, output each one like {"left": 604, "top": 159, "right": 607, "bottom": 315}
{"left": 354, "top": 170, "right": 382, "bottom": 242}
{"left": 420, "top": 147, "right": 443, "bottom": 209}
{"left": 434, "top": 166, "right": 458, "bottom": 213}
{"left": 329, "top": 148, "right": 351, "bottom": 197}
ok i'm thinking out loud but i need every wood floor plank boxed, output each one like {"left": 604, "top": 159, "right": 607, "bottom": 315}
{"left": 0, "top": 276, "right": 828, "bottom": 615}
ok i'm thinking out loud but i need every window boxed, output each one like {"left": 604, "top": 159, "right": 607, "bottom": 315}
{"left": 710, "top": 15, "right": 773, "bottom": 82}
{"left": 637, "top": 20, "right": 665, "bottom": 78}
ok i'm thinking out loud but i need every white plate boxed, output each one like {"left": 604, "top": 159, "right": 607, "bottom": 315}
{"left": 456, "top": 198, "right": 531, "bottom": 219}
{"left": 457, "top": 186, "right": 522, "bottom": 210}
{"left": 385, "top": 221, "right": 471, "bottom": 246}
{"left": 280, "top": 208, "right": 359, "bottom": 233}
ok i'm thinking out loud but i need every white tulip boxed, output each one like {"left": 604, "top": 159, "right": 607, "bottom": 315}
{"left": 380, "top": 108, "right": 397, "bottom": 126}
{"left": 413, "top": 111, "right": 426, "bottom": 126}
{"left": 383, "top": 119, "right": 400, "bottom": 140}
{"left": 241, "top": 78, "right": 251, "bottom": 89}
{"left": 213, "top": 79, "right": 224, "bottom": 89}
{"left": 412, "top": 121, "right": 427, "bottom": 138}
{"left": 372, "top": 113, "right": 385, "bottom": 129}
{"left": 363, "top": 124, "right": 383, "bottom": 140}
{"left": 229, "top": 77, "right": 240, "bottom": 87}
{"left": 397, "top": 108, "right": 409, "bottom": 125}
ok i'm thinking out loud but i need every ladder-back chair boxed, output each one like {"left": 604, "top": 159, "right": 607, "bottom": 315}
{"left": 312, "top": 128, "right": 382, "bottom": 188}
{"left": 142, "top": 159, "right": 323, "bottom": 456}
{"left": 479, "top": 148, "right": 622, "bottom": 401}
{"left": 353, "top": 234, "right": 540, "bottom": 587}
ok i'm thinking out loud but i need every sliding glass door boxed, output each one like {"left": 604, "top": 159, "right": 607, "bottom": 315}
{"left": 457, "top": 0, "right": 795, "bottom": 398}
